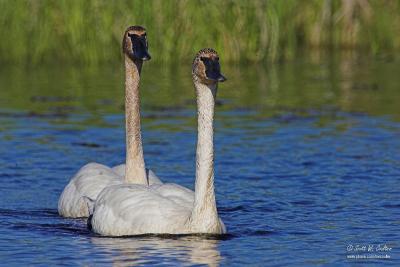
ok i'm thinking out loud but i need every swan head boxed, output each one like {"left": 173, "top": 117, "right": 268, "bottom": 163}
{"left": 192, "top": 48, "right": 227, "bottom": 85}
{"left": 123, "top": 25, "right": 151, "bottom": 62}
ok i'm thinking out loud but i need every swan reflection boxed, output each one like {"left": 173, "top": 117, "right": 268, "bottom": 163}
{"left": 91, "top": 235, "right": 222, "bottom": 266}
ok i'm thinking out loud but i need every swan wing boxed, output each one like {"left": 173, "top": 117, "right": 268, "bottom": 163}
{"left": 147, "top": 169, "right": 163, "bottom": 185}
{"left": 111, "top": 164, "right": 163, "bottom": 185}
{"left": 58, "top": 163, "right": 121, "bottom": 218}
{"left": 154, "top": 183, "right": 194, "bottom": 209}
{"left": 111, "top": 164, "right": 125, "bottom": 177}
{"left": 91, "top": 184, "right": 192, "bottom": 236}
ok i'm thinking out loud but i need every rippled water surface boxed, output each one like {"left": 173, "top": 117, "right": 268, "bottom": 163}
{"left": 0, "top": 54, "right": 399, "bottom": 266}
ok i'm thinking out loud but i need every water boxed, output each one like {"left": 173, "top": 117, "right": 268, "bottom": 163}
{"left": 0, "top": 53, "right": 399, "bottom": 266}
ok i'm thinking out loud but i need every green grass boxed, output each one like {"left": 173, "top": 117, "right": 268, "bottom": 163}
{"left": 0, "top": 0, "right": 399, "bottom": 65}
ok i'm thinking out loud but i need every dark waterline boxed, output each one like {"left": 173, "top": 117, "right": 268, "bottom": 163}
{"left": 0, "top": 54, "right": 399, "bottom": 266}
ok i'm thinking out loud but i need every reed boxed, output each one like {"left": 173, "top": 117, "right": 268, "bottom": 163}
{"left": 0, "top": 0, "right": 399, "bottom": 65}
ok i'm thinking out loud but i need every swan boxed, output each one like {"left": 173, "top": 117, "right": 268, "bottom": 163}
{"left": 58, "top": 25, "right": 161, "bottom": 218}
{"left": 89, "top": 48, "right": 227, "bottom": 236}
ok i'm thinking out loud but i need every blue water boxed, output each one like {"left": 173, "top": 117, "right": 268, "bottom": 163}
{"left": 0, "top": 56, "right": 399, "bottom": 266}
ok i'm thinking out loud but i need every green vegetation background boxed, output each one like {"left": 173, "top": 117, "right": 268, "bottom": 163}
{"left": 1, "top": 0, "right": 399, "bottom": 65}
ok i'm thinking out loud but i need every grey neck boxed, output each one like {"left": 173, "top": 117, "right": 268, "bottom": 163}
{"left": 124, "top": 55, "right": 147, "bottom": 184}
{"left": 191, "top": 81, "right": 219, "bottom": 224}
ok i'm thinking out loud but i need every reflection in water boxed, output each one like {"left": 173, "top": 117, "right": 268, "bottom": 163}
{"left": 91, "top": 235, "right": 222, "bottom": 266}
{"left": 0, "top": 53, "right": 399, "bottom": 121}
{"left": 338, "top": 51, "right": 356, "bottom": 111}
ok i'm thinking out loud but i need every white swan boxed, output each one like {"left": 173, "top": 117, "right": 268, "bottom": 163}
{"left": 90, "top": 48, "right": 227, "bottom": 236}
{"left": 58, "top": 26, "right": 161, "bottom": 218}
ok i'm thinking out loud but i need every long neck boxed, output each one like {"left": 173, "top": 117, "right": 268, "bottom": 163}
{"left": 191, "top": 81, "right": 219, "bottom": 224}
{"left": 124, "top": 55, "right": 147, "bottom": 184}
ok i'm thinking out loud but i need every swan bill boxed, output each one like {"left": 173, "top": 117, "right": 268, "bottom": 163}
{"left": 193, "top": 48, "right": 227, "bottom": 84}
{"left": 123, "top": 25, "right": 151, "bottom": 61}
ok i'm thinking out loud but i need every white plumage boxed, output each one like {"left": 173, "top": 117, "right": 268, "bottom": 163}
{"left": 58, "top": 163, "right": 162, "bottom": 218}
{"left": 91, "top": 183, "right": 197, "bottom": 236}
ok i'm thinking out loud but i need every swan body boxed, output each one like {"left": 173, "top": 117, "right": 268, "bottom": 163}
{"left": 91, "top": 183, "right": 226, "bottom": 236}
{"left": 90, "top": 48, "right": 227, "bottom": 236}
{"left": 58, "top": 163, "right": 162, "bottom": 218}
{"left": 58, "top": 26, "right": 155, "bottom": 218}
